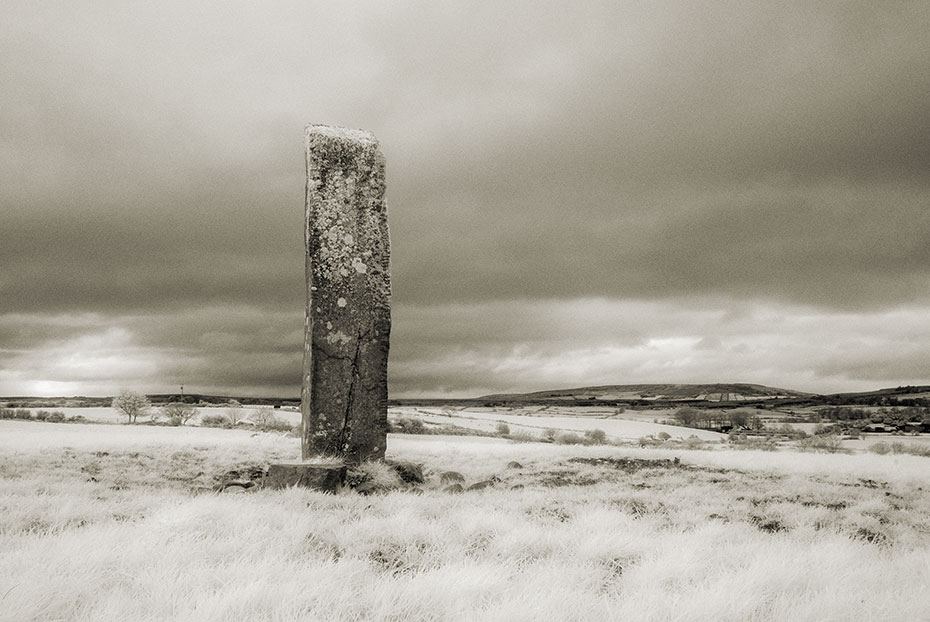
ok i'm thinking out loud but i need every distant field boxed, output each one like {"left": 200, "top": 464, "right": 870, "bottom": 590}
{"left": 6, "top": 405, "right": 722, "bottom": 441}
{"left": 3, "top": 406, "right": 302, "bottom": 426}
{"left": 397, "top": 406, "right": 726, "bottom": 441}
{"left": 2, "top": 420, "right": 930, "bottom": 621}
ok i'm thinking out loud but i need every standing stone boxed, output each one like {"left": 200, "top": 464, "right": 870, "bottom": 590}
{"left": 302, "top": 125, "right": 391, "bottom": 464}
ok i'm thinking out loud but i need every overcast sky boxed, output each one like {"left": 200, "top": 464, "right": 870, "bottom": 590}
{"left": 2, "top": 1, "right": 929, "bottom": 398}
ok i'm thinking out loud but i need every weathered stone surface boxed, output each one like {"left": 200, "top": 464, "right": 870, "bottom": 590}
{"left": 264, "top": 463, "right": 346, "bottom": 492}
{"left": 302, "top": 125, "right": 391, "bottom": 463}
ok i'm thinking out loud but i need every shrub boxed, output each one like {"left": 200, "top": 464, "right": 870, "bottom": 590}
{"left": 542, "top": 428, "right": 558, "bottom": 443}
{"left": 682, "top": 435, "right": 708, "bottom": 450}
{"left": 555, "top": 432, "right": 585, "bottom": 445}
{"left": 729, "top": 434, "right": 777, "bottom": 451}
{"left": 584, "top": 428, "right": 607, "bottom": 444}
{"left": 657, "top": 431, "right": 671, "bottom": 441}
{"left": 112, "top": 390, "right": 150, "bottom": 424}
{"left": 869, "top": 442, "right": 891, "bottom": 455}
{"left": 728, "top": 409, "right": 751, "bottom": 428}
{"left": 673, "top": 407, "right": 700, "bottom": 427}
{"left": 772, "top": 423, "right": 809, "bottom": 439}
{"left": 14, "top": 409, "right": 32, "bottom": 420}
{"left": 258, "top": 418, "right": 295, "bottom": 433}
{"left": 45, "top": 411, "right": 65, "bottom": 423}
{"left": 250, "top": 407, "right": 277, "bottom": 426}
{"left": 246, "top": 408, "right": 294, "bottom": 432}
{"left": 797, "top": 435, "right": 844, "bottom": 453}
{"left": 890, "top": 442, "right": 930, "bottom": 458}
{"left": 507, "top": 429, "right": 538, "bottom": 443}
{"left": 226, "top": 400, "right": 244, "bottom": 425}
{"left": 164, "top": 403, "right": 197, "bottom": 426}
{"left": 495, "top": 422, "right": 511, "bottom": 436}
{"left": 0, "top": 408, "right": 13, "bottom": 419}
{"left": 391, "top": 417, "right": 426, "bottom": 434}
{"left": 34, "top": 410, "right": 51, "bottom": 421}
{"left": 201, "top": 414, "right": 230, "bottom": 428}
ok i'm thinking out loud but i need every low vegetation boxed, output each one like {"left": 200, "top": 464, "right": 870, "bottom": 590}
{"left": 1, "top": 408, "right": 77, "bottom": 424}
{"left": 869, "top": 441, "right": 930, "bottom": 458}
{"left": 2, "top": 423, "right": 930, "bottom": 621}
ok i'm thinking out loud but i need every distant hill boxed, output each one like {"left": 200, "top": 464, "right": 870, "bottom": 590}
{"left": 478, "top": 383, "right": 813, "bottom": 404}
{"left": 6, "top": 384, "right": 930, "bottom": 410}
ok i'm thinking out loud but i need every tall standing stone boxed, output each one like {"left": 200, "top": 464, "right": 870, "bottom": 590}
{"left": 302, "top": 125, "right": 391, "bottom": 464}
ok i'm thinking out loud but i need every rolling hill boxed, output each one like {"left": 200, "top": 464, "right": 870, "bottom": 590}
{"left": 478, "top": 383, "right": 812, "bottom": 404}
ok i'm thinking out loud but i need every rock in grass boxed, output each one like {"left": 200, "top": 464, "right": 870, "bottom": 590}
{"left": 264, "top": 463, "right": 346, "bottom": 492}
{"left": 443, "top": 483, "right": 464, "bottom": 494}
{"left": 387, "top": 460, "right": 425, "bottom": 484}
{"left": 467, "top": 480, "right": 496, "bottom": 491}
{"left": 507, "top": 461, "right": 524, "bottom": 469}
{"left": 440, "top": 471, "right": 465, "bottom": 484}
{"left": 213, "top": 466, "right": 266, "bottom": 492}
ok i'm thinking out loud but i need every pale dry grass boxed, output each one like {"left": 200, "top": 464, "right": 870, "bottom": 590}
{"left": 392, "top": 406, "right": 726, "bottom": 441}
{"left": 2, "top": 421, "right": 930, "bottom": 621}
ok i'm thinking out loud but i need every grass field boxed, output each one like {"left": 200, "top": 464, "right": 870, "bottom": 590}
{"left": 393, "top": 406, "right": 726, "bottom": 441}
{"left": 2, "top": 420, "right": 930, "bottom": 621}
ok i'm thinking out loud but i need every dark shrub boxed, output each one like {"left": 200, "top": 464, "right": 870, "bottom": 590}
{"left": 391, "top": 417, "right": 426, "bottom": 434}
{"left": 201, "top": 414, "right": 230, "bottom": 428}
{"left": 556, "top": 432, "right": 585, "bottom": 445}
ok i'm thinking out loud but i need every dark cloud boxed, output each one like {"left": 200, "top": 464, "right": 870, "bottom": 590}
{"left": 2, "top": 2, "right": 929, "bottom": 395}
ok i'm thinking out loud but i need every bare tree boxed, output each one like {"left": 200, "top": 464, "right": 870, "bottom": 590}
{"left": 112, "top": 390, "right": 151, "bottom": 424}
{"left": 164, "top": 402, "right": 197, "bottom": 426}
{"left": 251, "top": 407, "right": 277, "bottom": 426}
{"left": 226, "top": 399, "right": 243, "bottom": 425}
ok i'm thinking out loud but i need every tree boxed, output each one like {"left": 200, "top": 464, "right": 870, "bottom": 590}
{"left": 728, "top": 409, "right": 750, "bottom": 428}
{"left": 673, "top": 407, "right": 700, "bottom": 428}
{"left": 164, "top": 402, "right": 197, "bottom": 426}
{"left": 112, "top": 390, "right": 150, "bottom": 424}
{"left": 226, "top": 399, "right": 243, "bottom": 425}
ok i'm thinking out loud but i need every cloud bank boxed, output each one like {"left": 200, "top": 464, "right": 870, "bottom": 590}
{"left": 2, "top": 1, "right": 929, "bottom": 396}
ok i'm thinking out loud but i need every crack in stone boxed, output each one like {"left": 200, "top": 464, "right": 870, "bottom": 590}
{"left": 340, "top": 335, "right": 363, "bottom": 453}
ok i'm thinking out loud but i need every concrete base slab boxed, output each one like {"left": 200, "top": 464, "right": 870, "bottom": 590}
{"left": 265, "top": 463, "right": 346, "bottom": 492}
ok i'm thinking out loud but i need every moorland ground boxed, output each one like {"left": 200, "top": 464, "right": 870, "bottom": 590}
{"left": 2, "top": 418, "right": 930, "bottom": 622}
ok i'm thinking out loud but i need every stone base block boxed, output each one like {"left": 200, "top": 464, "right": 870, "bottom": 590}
{"left": 265, "top": 463, "right": 346, "bottom": 492}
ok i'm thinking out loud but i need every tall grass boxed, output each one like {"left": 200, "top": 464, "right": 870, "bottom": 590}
{"left": 3, "top": 422, "right": 930, "bottom": 621}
